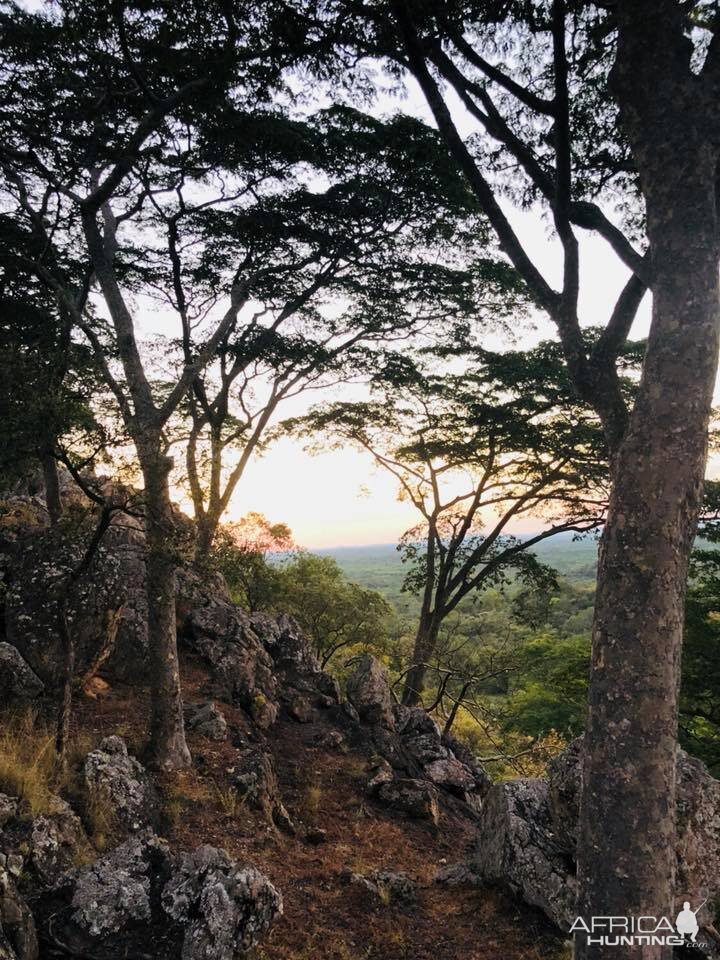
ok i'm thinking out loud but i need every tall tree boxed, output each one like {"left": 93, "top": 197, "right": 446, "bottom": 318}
{"left": 167, "top": 106, "right": 510, "bottom": 562}
{"left": 298, "top": 345, "right": 606, "bottom": 705}
{"left": 0, "top": 0, "right": 311, "bottom": 768}
{"left": 309, "top": 2, "right": 720, "bottom": 947}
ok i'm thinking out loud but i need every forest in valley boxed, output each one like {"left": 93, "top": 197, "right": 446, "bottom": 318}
{"left": 1, "top": 2, "right": 720, "bottom": 960}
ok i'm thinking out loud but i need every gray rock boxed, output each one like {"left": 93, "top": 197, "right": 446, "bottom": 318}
{"left": 0, "top": 645, "right": 43, "bottom": 703}
{"left": 70, "top": 832, "right": 170, "bottom": 940}
{"left": 47, "top": 832, "right": 281, "bottom": 960}
{"left": 375, "top": 778, "right": 440, "bottom": 825}
{"left": 0, "top": 794, "right": 89, "bottom": 889}
{"left": 3, "top": 504, "right": 148, "bottom": 688}
{"left": 346, "top": 656, "right": 395, "bottom": 728}
{"left": 473, "top": 778, "right": 576, "bottom": 931}
{"left": 366, "top": 758, "right": 394, "bottom": 794}
{"left": 163, "top": 845, "right": 282, "bottom": 959}
{"left": 27, "top": 797, "right": 89, "bottom": 886}
{"left": 423, "top": 757, "right": 476, "bottom": 796}
{"left": 183, "top": 604, "right": 279, "bottom": 729}
{"left": 185, "top": 702, "right": 228, "bottom": 742}
{"left": 350, "top": 869, "right": 416, "bottom": 905}
{"left": 546, "top": 737, "right": 720, "bottom": 928}
{"left": 83, "top": 736, "right": 157, "bottom": 833}
{"left": 0, "top": 868, "right": 38, "bottom": 960}
{"left": 230, "top": 748, "right": 294, "bottom": 834}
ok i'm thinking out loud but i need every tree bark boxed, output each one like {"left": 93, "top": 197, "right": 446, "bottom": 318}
{"left": 576, "top": 186, "right": 719, "bottom": 956}
{"left": 140, "top": 444, "right": 191, "bottom": 771}
{"left": 402, "top": 615, "right": 440, "bottom": 706}
{"left": 41, "top": 448, "right": 62, "bottom": 525}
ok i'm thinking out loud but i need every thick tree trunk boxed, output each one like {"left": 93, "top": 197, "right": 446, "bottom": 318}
{"left": 140, "top": 446, "right": 191, "bottom": 771}
{"left": 193, "top": 510, "right": 218, "bottom": 565}
{"left": 575, "top": 182, "right": 719, "bottom": 957}
{"left": 41, "top": 448, "right": 62, "bottom": 525}
{"left": 402, "top": 615, "right": 440, "bottom": 706}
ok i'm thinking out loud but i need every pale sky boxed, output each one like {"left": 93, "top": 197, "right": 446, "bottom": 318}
{"left": 200, "top": 215, "right": 652, "bottom": 549}
{"left": 153, "top": 79, "right": 658, "bottom": 549}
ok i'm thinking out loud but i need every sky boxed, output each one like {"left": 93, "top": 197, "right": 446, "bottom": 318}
{"left": 158, "top": 208, "right": 653, "bottom": 549}
{"left": 14, "top": 1, "right": 662, "bottom": 548}
{"left": 164, "top": 80, "right": 656, "bottom": 549}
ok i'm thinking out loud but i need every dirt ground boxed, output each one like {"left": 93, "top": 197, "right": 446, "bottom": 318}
{"left": 68, "top": 654, "right": 566, "bottom": 960}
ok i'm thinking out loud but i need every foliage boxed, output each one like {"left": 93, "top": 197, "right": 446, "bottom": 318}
{"left": 209, "top": 513, "right": 292, "bottom": 609}
{"left": 505, "top": 633, "right": 591, "bottom": 740}
{"left": 273, "top": 553, "right": 394, "bottom": 669}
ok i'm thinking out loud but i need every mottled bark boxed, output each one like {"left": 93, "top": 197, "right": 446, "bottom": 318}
{"left": 41, "top": 448, "right": 62, "bottom": 525}
{"left": 576, "top": 7, "right": 720, "bottom": 945}
{"left": 140, "top": 444, "right": 191, "bottom": 771}
{"left": 402, "top": 615, "right": 440, "bottom": 706}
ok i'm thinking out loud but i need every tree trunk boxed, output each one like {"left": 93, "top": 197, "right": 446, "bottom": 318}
{"left": 55, "top": 602, "right": 74, "bottom": 765}
{"left": 193, "top": 510, "right": 218, "bottom": 566}
{"left": 402, "top": 615, "right": 440, "bottom": 706}
{"left": 41, "top": 448, "right": 62, "bottom": 525}
{"left": 576, "top": 181, "right": 719, "bottom": 957}
{"left": 140, "top": 446, "right": 191, "bottom": 771}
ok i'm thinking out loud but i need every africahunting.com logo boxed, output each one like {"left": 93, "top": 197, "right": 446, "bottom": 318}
{"left": 570, "top": 899, "right": 708, "bottom": 948}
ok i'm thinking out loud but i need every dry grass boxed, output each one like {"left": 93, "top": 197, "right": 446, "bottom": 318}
{"left": 0, "top": 709, "right": 92, "bottom": 816}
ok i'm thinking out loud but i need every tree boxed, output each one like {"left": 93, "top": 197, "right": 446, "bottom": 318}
{"left": 0, "top": 217, "right": 106, "bottom": 520}
{"left": 166, "top": 105, "right": 521, "bottom": 563}
{"left": 298, "top": 345, "right": 606, "bottom": 706}
{"left": 0, "top": 0, "right": 317, "bottom": 768}
{"left": 307, "top": 2, "right": 720, "bottom": 945}
{"left": 274, "top": 553, "right": 393, "bottom": 668}
{"left": 210, "top": 513, "right": 292, "bottom": 609}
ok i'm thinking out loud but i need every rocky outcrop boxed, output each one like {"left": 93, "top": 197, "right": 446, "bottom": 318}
{"left": 182, "top": 603, "right": 279, "bottom": 729}
{"left": 83, "top": 736, "right": 158, "bottom": 834}
{"left": 346, "top": 659, "right": 490, "bottom": 817}
{"left": 346, "top": 656, "right": 395, "bottom": 728}
{"left": 2, "top": 501, "right": 148, "bottom": 688}
{"left": 39, "top": 831, "right": 282, "bottom": 960}
{"left": 163, "top": 844, "right": 283, "bottom": 958}
{"left": 374, "top": 778, "right": 440, "bottom": 825}
{"left": 0, "top": 645, "right": 43, "bottom": 704}
{"left": 467, "top": 736, "right": 720, "bottom": 943}
{"left": 473, "top": 778, "right": 576, "bottom": 930}
{"left": 230, "top": 747, "right": 294, "bottom": 833}
{"left": 0, "top": 868, "right": 37, "bottom": 960}
{"left": 185, "top": 701, "right": 228, "bottom": 742}
{"left": 0, "top": 792, "right": 91, "bottom": 892}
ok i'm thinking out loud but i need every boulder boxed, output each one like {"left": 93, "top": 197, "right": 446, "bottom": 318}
{"left": 83, "top": 736, "right": 157, "bottom": 833}
{"left": 67, "top": 831, "right": 171, "bottom": 945}
{"left": 375, "top": 778, "right": 440, "bottom": 825}
{"left": 163, "top": 845, "right": 282, "bottom": 959}
{"left": 27, "top": 798, "right": 90, "bottom": 887}
{"left": 423, "top": 757, "right": 476, "bottom": 796}
{"left": 0, "top": 645, "right": 43, "bottom": 703}
{"left": 346, "top": 656, "right": 395, "bottom": 728}
{"left": 547, "top": 737, "right": 720, "bottom": 917}
{"left": 182, "top": 604, "right": 279, "bottom": 729}
{"left": 0, "top": 868, "right": 38, "bottom": 960}
{"left": 185, "top": 702, "right": 228, "bottom": 742}
{"left": 473, "top": 738, "right": 720, "bottom": 941}
{"left": 39, "top": 832, "right": 281, "bottom": 960}
{"left": 0, "top": 793, "right": 90, "bottom": 890}
{"left": 230, "top": 748, "right": 294, "bottom": 834}
{"left": 473, "top": 778, "right": 576, "bottom": 931}
{"left": 3, "top": 506, "right": 148, "bottom": 688}
{"left": 366, "top": 758, "right": 394, "bottom": 794}
{"left": 350, "top": 869, "right": 417, "bottom": 905}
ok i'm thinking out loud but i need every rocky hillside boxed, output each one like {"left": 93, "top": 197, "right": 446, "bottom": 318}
{"left": 1, "top": 492, "right": 719, "bottom": 959}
